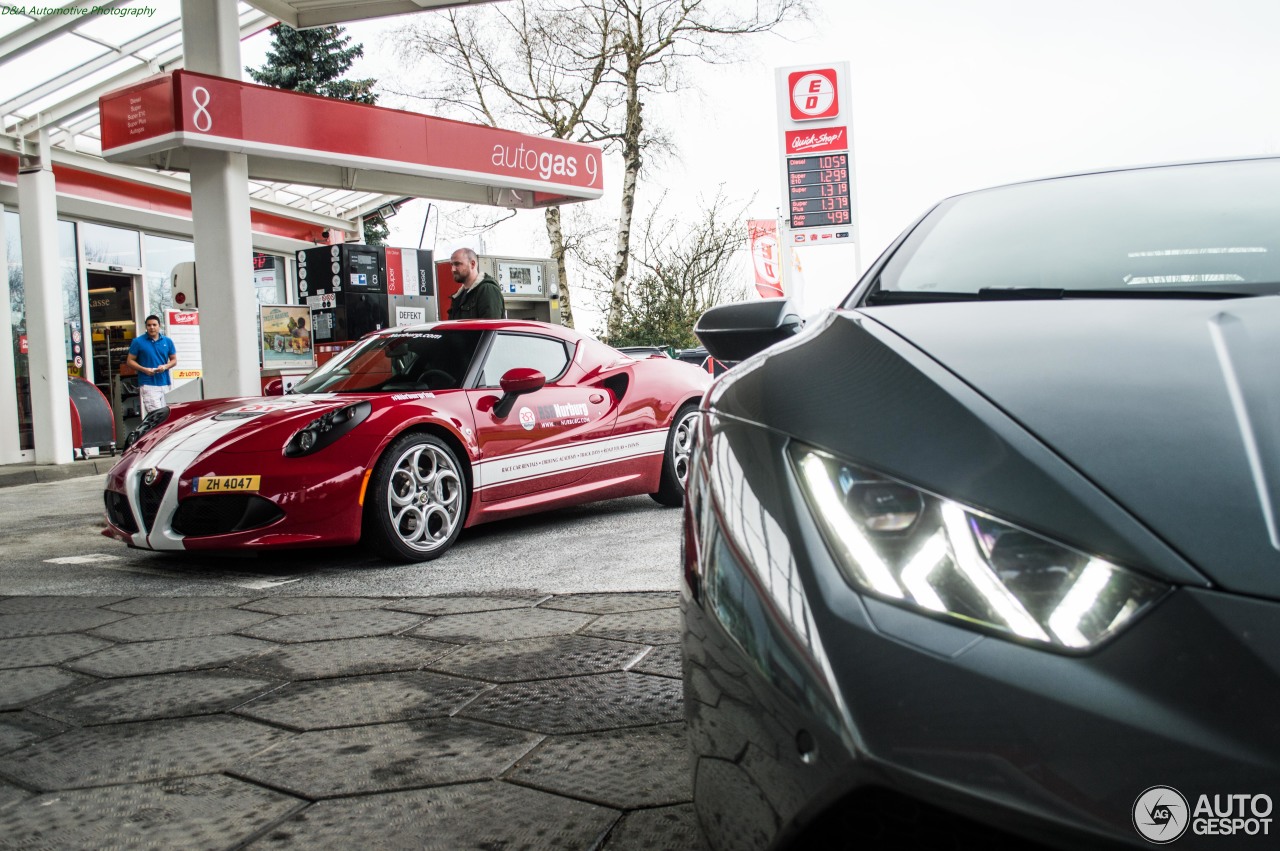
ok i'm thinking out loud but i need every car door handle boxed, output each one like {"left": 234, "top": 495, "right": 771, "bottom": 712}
{"left": 589, "top": 393, "right": 604, "bottom": 404}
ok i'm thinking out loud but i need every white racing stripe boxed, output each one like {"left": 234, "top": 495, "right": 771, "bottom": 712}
{"left": 473, "top": 428, "right": 667, "bottom": 491}
{"left": 126, "top": 397, "right": 335, "bottom": 551}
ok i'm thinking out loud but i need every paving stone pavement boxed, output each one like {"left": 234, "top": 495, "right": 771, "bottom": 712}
{"left": 0, "top": 592, "right": 711, "bottom": 850}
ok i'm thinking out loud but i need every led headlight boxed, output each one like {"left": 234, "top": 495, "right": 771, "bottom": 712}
{"left": 790, "top": 444, "right": 1168, "bottom": 651}
{"left": 123, "top": 406, "right": 170, "bottom": 450}
{"left": 284, "top": 401, "right": 371, "bottom": 457}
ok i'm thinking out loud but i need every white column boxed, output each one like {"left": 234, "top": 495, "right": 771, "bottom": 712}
{"left": 181, "top": 0, "right": 258, "bottom": 398}
{"left": 18, "top": 131, "right": 73, "bottom": 464}
{"left": 0, "top": 211, "right": 22, "bottom": 463}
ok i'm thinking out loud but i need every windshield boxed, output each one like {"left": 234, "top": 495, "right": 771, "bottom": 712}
{"left": 863, "top": 159, "right": 1280, "bottom": 300}
{"left": 291, "top": 329, "right": 484, "bottom": 394}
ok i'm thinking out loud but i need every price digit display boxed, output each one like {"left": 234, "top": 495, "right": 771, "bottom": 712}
{"left": 787, "top": 154, "right": 853, "bottom": 228}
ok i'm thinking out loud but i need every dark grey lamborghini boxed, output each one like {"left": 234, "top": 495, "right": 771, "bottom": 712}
{"left": 684, "top": 158, "right": 1280, "bottom": 850}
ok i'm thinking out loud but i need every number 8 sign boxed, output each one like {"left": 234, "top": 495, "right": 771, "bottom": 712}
{"left": 191, "top": 86, "right": 213, "bottom": 132}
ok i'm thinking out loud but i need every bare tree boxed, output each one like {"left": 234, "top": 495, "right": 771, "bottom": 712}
{"left": 394, "top": 0, "right": 805, "bottom": 332}
{"left": 394, "top": 0, "right": 621, "bottom": 327}
{"left": 592, "top": 189, "right": 751, "bottom": 347}
{"left": 602, "top": 0, "right": 804, "bottom": 339}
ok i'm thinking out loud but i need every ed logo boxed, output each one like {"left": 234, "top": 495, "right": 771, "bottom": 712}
{"left": 1133, "top": 786, "right": 1190, "bottom": 844}
{"left": 788, "top": 69, "right": 840, "bottom": 120}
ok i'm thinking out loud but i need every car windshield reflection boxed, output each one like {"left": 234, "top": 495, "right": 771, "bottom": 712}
{"left": 863, "top": 159, "right": 1280, "bottom": 302}
{"left": 291, "top": 329, "right": 484, "bottom": 394}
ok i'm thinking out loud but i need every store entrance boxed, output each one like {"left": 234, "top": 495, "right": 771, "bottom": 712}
{"left": 87, "top": 270, "right": 142, "bottom": 440}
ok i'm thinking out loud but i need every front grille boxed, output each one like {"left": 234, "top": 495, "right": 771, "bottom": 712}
{"left": 137, "top": 470, "right": 172, "bottom": 532}
{"left": 104, "top": 490, "right": 138, "bottom": 534}
{"left": 171, "top": 494, "right": 284, "bottom": 537}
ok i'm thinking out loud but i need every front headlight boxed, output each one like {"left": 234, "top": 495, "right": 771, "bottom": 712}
{"left": 790, "top": 444, "right": 1168, "bottom": 652}
{"left": 284, "top": 401, "right": 371, "bottom": 457}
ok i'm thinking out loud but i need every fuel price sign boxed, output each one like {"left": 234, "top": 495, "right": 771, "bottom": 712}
{"left": 787, "top": 154, "right": 852, "bottom": 229}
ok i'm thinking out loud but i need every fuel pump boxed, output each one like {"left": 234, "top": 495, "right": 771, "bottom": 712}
{"left": 435, "top": 254, "right": 561, "bottom": 324}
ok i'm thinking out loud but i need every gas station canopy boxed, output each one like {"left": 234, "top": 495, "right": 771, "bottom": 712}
{"left": 0, "top": 0, "right": 516, "bottom": 235}
{"left": 98, "top": 69, "right": 603, "bottom": 209}
{"left": 246, "top": 0, "right": 498, "bottom": 29}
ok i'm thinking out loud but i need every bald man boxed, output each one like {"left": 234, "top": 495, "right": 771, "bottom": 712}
{"left": 446, "top": 248, "right": 505, "bottom": 320}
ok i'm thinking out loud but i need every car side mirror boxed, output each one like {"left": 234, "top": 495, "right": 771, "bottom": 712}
{"left": 491, "top": 367, "right": 546, "bottom": 418}
{"left": 264, "top": 378, "right": 284, "bottom": 396}
{"left": 694, "top": 298, "right": 804, "bottom": 365}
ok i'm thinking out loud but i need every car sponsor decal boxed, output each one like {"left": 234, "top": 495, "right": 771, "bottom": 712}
{"left": 518, "top": 406, "right": 537, "bottom": 431}
{"left": 474, "top": 428, "right": 667, "bottom": 490}
{"left": 194, "top": 475, "right": 262, "bottom": 493}
{"left": 536, "top": 400, "right": 590, "bottom": 427}
{"left": 391, "top": 392, "right": 435, "bottom": 401}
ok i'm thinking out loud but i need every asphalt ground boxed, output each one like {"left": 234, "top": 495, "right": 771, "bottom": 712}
{"left": 0, "top": 461, "right": 710, "bottom": 850}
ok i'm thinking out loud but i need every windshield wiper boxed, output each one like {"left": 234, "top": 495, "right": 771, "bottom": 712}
{"left": 977, "top": 287, "right": 1252, "bottom": 300}
{"left": 865, "top": 287, "right": 1256, "bottom": 305}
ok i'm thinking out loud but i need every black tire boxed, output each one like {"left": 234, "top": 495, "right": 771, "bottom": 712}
{"left": 364, "top": 432, "right": 468, "bottom": 562}
{"left": 651, "top": 402, "right": 700, "bottom": 507}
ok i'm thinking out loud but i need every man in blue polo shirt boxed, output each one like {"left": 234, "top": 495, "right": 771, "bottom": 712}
{"left": 127, "top": 314, "right": 178, "bottom": 417}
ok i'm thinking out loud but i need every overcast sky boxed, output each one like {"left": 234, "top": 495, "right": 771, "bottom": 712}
{"left": 295, "top": 0, "right": 1280, "bottom": 327}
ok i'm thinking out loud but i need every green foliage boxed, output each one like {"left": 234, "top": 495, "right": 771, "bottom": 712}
{"left": 607, "top": 273, "right": 702, "bottom": 349}
{"left": 246, "top": 25, "right": 377, "bottom": 104}
{"left": 600, "top": 191, "right": 751, "bottom": 347}
{"left": 363, "top": 217, "right": 390, "bottom": 247}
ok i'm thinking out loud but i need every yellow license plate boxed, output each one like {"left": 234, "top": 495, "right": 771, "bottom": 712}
{"left": 195, "top": 475, "right": 261, "bottom": 493}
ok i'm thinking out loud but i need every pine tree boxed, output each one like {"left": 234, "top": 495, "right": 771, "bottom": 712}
{"left": 247, "top": 24, "right": 377, "bottom": 105}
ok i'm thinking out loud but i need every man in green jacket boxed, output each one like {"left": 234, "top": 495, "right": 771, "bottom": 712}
{"left": 447, "top": 248, "right": 505, "bottom": 319}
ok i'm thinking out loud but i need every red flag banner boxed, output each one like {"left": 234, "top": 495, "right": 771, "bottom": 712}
{"left": 748, "top": 219, "right": 784, "bottom": 298}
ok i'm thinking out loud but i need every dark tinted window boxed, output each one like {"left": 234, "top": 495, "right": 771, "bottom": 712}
{"left": 292, "top": 330, "right": 483, "bottom": 393}
{"left": 866, "top": 159, "right": 1280, "bottom": 297}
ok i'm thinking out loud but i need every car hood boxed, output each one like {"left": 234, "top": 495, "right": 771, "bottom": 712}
{"left": 860, "top": 295, "right": 1280, "bottom": 599}
{"left": 128, "top": 392, "right": 411, "bottom": 460}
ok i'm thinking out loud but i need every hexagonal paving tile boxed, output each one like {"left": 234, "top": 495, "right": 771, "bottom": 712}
{"left": 31, "top": 670, "right": 282, "bottom": 726}
{"left": 0, "top": 609, "right": 130, "bottom": 639}
{"left": 104, "top": 596, "right": 256, "bottom": 614}
{"left": 235, "top": 636, "right": 455, "bottom": 680}
{"left": 631, "top": 643, "right": 682, "bottom": 679}
{"left": 0, "top": 667, "right": 91, "bottom": 711}
{"left": 0, "top": 775, "right": 302, "bottom": 848}
{"left": 540, "top": 592, "right": 679, "bottom": 614}
{"left": 0, "top": 713, "right": 66, "bottom": 757}
{"left": 0, "top": 715, "right": 294, "bottom": 791}
{"left": 406, "top": 607, "right": 592, "bottom": 644}
{"left": 507, "top": 723, "right": 691, "bottom": 809}
{"left": 231, "top": 718, "right": 541, "bottom": 798}
{"left": 425, "top": 634, "right": 645, "bottom": 683}
{"left": 601, "top": 803, "right": 711, "bottom": 851}
{"left": 460, "top": 672, "right": 683, "bottom": 734}
{"left": 0, "top": 778, "right": 31, "bottom": 812}
{"left": 245, "top": 781, "right": 617, "bottom": 850}
{"left": 237, "top": 609, "right": 423, "bottom": 643}
{"left": 580, "top": 608, "right": 681, "bottom": 645}
{"left": 87, "top": 609, "right": 275, "bottom": 642}
{"left": 0, "top": 633, "right": 113, "bottom": 669}
{"left": 0, "top": 596, "right": 129, "bottom": 615}
{"left": 382, "top": 595, "right": 545, "bottom": 616}
{"left": 65, "top": 634, "right": 276, "bottom": 678}
{"left": 234, "top": 670, "right": 489, "bottom": 730}
{"left": 690, "top": 758, "right": 777, "bottom": 851}
{"left": 239, "top": 597, "right": 388, "bottom": 615}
